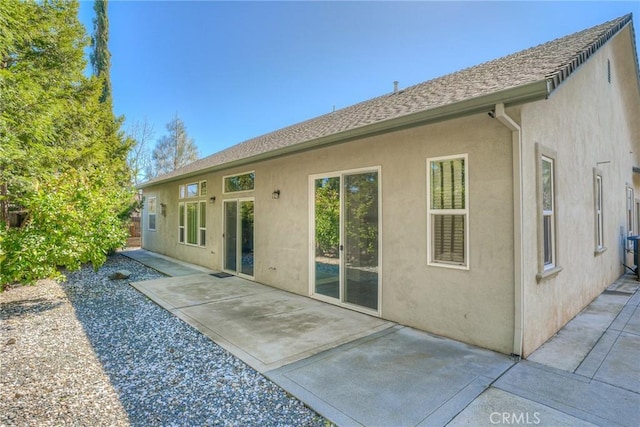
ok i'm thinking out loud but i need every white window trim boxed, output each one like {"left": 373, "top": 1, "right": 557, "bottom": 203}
{"left": 147, "top": 196, "right": 157, "bottom": 231}
{"left": 222, "top": 170, "right": 255, "bottom": 194}
{"left": 535, "top": 143, "right": 562, "bottom": 282}
{"left": 426, "top": 154, "right": 469, "bottom": 270}
{"left": 594, "top": 169, "right": 606, "bottom": 254}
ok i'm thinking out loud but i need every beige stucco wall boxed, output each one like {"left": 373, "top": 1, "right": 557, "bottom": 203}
{"left": 519, "top": 26, "right": 640, "bottom": 356}
{"left": 142, "top": 112, "right": 517, "bottom": 354}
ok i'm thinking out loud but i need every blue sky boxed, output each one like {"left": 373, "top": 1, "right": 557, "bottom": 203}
{"left": 78, "top": 1, "right": 640, "bottom": 158}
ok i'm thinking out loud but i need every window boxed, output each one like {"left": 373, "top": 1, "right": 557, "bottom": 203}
{"left": 199, "top": 201, "right": 206, "bottom": 247}
{"left": 147, "top": 196, "right": 157, "bottom": 231}
{"left": 178, "top": 181, "right": 207, "bottom": 246}
{"left": 536, "top": 144, "right": 561, "bottom": 281}
{"left": 594, "top": 170, "right": 604, "bottom": 253}
{"left": 187, "top": 183, "right": 198, "bottom": 198}
{"left": 178, "top": 203, "right": 185, "bottom": 243}
{"left": 541, "top": 156, "right": 555, "bottom": 268}
{"left": 427, "top": 155, "right": 468, "bottom": 269}
{"left": 223, "top": 171, "right": 255, "bottom": 193}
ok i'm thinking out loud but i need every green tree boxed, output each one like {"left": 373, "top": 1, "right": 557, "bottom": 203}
{"left": 150, "top": 115, "right": 199, "bottom": 177}
{"left": 90, "top": 0, "right": 111, "bottom": 104}
{"left": 0, "top": 0, "right": 133, "bottom": 288}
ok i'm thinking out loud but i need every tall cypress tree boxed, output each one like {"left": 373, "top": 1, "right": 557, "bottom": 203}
{"left": 90, "top": 0, "right": 111, "bottom": 104}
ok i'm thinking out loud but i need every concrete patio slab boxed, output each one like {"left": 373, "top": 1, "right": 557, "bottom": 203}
{"left": 131, "top": 274, "right": 393, "bottom": 372}
{"left": 527, "top": 291, "right": 631, "bottom": 371}
{"left": 494, "top": 361, "right": 640, "bottom": 427}
{"left": 448, "top": 388, "right": 597, "bottom": 426}
{"left": 126, "top": 250, "right": 640, "bottom": 426}
{"left": 120, "top": 249, "right": 215, "bottom": 276}
{"left": 267, "top": 326, "right": 513, "bottom": 427}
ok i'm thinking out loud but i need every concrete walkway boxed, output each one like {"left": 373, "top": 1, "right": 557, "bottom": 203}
{"left": 121, "top": 249, "right": 640, "bottom": 426}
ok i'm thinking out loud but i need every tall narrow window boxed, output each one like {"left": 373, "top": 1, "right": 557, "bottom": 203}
{"left": 427, "top": 154, "right": 468, "bottom": 269}
{"left": 147, "top": 196, "right": 157, "bottom": 231}
{"left": 186, "top": 202, "right": 198, "bottom": 245}
{"left": 199, "top": 201, "right": 206, "bottom": 247}
{"left": 594, "top": 172, "right": 604, "bottom": 252}
{"left": 178, "top": 202, "right": 185, "bottom": 243}
{"left": 541, "top": 156, "right": 555, "bottom": 268}
{"left": 536, "top": 143, "right": 562, "bottom": 281}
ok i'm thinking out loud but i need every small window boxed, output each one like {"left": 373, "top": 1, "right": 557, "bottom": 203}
{"left": 147, "top": 196, "right": 157, "bottom": 231}
{"left": 200, "top": 181, "right": 207, "bottom": 196}
{"left": 594, "top": 171, "right": 604, "bottom": 252}
{"left": 223, "top": 171, "right": 255, "bottom": 193}
{"left": 179, "top": 185, "right": 186, "bottom": 199}
{"left": 178, "top": 202, "right": 185, "bottom": 243}
{"left": 427, "top": 155, "right": 468, "bottom": 269}
{"left": 187, "top": 183, "right": 198, "bottom": 198}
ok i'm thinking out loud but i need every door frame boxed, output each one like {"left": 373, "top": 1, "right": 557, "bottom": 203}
{"left": 222, "top": 197, "right": 255, "bottom": 280}
{"left": 308, "top": 166, "right": 382, "bottom": 316}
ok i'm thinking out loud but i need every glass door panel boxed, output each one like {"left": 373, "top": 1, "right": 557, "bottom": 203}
{"left": 224, "top": 201, "right": 238, "bottom": 272}
{"left": 311, "top": 170, "right": 379, "bottom": 312}
{"left": 314, "top": 177, "right": 340, "bottom": 299}
{"left": 343, "top": 172, "right": 379, "bottom": 311}
{"left": 240, "top": 200, "right": 254, "bottom": 276}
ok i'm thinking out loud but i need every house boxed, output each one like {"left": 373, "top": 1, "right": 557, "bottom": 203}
{"left": 138, "top": 14, "right": 640, "bottom": 358}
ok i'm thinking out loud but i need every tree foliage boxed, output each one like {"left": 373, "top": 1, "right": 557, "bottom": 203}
{"left": 90, "top": 0, "right": 111, "bottom": 104}
{"left": 0, "top": 0, "right": 133, "bottom": 288}
{"left": 150, "top": 115, "right": 199, "bottom": 177}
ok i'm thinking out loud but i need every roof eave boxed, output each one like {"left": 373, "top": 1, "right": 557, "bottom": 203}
{"left": 138, "top": 79, "right": 549, "bottom": 189}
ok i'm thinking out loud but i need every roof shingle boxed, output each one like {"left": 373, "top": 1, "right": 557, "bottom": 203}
{"left": 141, "top": 14, "right": 634, "bottom": 187}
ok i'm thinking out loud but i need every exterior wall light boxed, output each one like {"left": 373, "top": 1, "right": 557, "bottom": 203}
{"left": 160, "top": 203, "right": 167, "bottom": 217}
{"left": 272, "top": 190, "right": 280, "bottom": 199}
{"left": 209, "top": 196, "right": 216, "bottom": 204}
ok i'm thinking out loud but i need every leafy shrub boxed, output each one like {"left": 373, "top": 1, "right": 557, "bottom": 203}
{"left": 0, "top": 169, "right": 134, "bottom": 288}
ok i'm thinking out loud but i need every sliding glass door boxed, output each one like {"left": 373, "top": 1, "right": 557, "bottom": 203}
{"left": 224, "top": 199, "right": 254, "bottom": 278}
{"left": 311, "top": 168, "right": 380, "bottom": 313}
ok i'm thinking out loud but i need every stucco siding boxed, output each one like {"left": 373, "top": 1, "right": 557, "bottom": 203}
{"left": 519, "top": 26, "right": 640, "bottom": 356}
{"left": 142, "top": 113, "right": 516, "bottom": 354}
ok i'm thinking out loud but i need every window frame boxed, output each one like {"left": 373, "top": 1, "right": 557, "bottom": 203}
{"left": 535, "top": 143, "right": 562, "bottom": 282}
{"left": 426, "top": 154, "right": 469, "bottom": 270}
{"left": 147, "top": 196, "right": 157, "bottom": 231}
{"left": 594, "top": 169, "right": 605, "bottom": 254}
{"left": 223, "top": 171, "right": 255, "bottom": 194}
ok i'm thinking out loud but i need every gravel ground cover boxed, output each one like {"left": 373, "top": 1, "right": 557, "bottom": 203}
{"left": 1, "top": 254, "right": 327, "bottom": 426}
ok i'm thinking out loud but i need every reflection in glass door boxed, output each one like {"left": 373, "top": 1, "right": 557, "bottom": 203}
{"left": 312, "top": 169, "right": 379, "bottom": 312}
{"left": 224, "top": 199, "right": 254, "bottom": 278}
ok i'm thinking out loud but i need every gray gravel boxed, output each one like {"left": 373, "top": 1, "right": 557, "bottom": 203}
{"left": 1, "top": 254, "right": 327, "bottom": 426}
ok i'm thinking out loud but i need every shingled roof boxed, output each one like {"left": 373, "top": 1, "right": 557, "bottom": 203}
{"left": 140, "top": 14, "right": 635, "bottom": 187}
